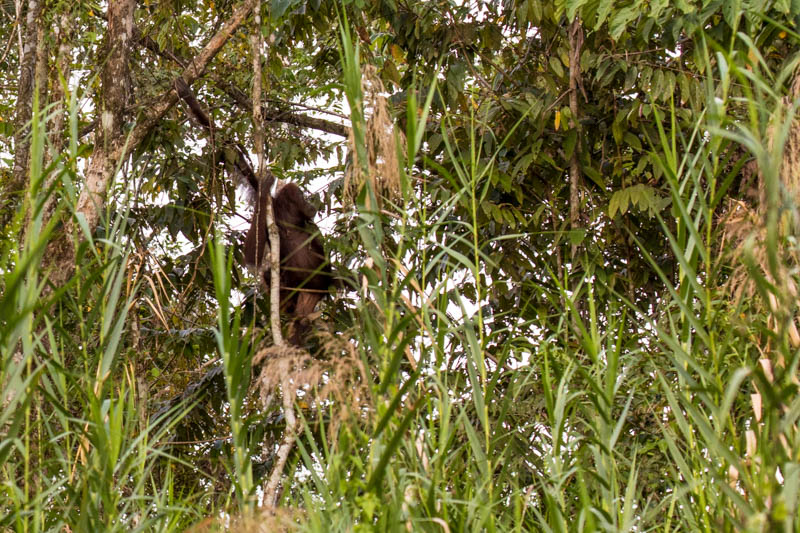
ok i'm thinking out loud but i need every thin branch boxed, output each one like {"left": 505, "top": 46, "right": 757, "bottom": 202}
{"left": 174, "top": 75, "right": 257, "bottom": 189}
{"left": 216, "top": 78, "right": 349, "bottom": 137}
{"left": 250, "top": 13, "right": 283, "bottom": 346}
{"left": 128, "top": 0, "right": 258, "bottom": 143}
{"left": 263, "top": 380, "right": 297, "bottom": 507}
{"left": 0, "top": 16, "right": 19, "bottom": 65}
{"left": 130, "top": 26, "right": 350, "bottom": 138}
{"left": 265, "top": 98, "right": 349, "bottom": 120}
{"left": 133, "top": 25, "right": 188, "bottom": 68}
{"left": 262, "top": 107, "right": 349, "bottom": 138}
{"left": 568, "top": 18, "right": 583, "bottom": 260}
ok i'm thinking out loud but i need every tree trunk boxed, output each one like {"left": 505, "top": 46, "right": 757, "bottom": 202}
{"left": 44, "top": 0, "right": 258, "bottom": 287}
{"left": 250, "top": 13, "right": 283, "bottom": 346}
{"left": 34, "top": 20, "right": 47, "bottom": 105}
{"left": 79, "top": 0, "right": 135, "bottom": 229}
{"left": 43, "top": 0, "right": 135, "bottom": 286}
{"left": 73, "top": 0, "right": 257, "bottom": 235}
{"left": 5, "top": 0, "right": 42, "bottom": 218}
{"left": 568, "top": 18, "right": 584, "bottom": 260}
{"left": 39, "top": 12, "right": 74, "bottom": 225}
{"left": 48, "top": 13, "right": 73, "bottom": 153}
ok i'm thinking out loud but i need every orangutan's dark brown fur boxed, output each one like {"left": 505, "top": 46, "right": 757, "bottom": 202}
{"left": 243, "top": 176, "right": 332, "bottom": 344}
{"left": 175, "top": 76, "right": 331, "bottom": 345}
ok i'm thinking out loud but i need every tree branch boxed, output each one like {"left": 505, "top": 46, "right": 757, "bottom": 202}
{"left": 132, "top": 25, "right": 349, "bottom": 138}
{"left": 220, "top": 81, "right": 349, "bottom": 137}
{"left": 6, "top": 0, "right": 41, "bottom": 216}
{"left": 568, "top": 18, "right": 583, "bottom": 260}
{"left": 173, "top": 77, "right": 257, "bottom": 189}
{"left": 263, "top": 378, "right": 297, "bottom": 507}
{"left": 250, "top": 18, "right": 283, "bottom": 346}
{"left": 47, "top": 0, "right": 257, "bottom": 287}
{"left": 130, "top": 0, "right": 258, "bottom": 142}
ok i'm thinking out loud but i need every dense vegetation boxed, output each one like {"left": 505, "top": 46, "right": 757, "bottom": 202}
{"left": 2, "top": 0, "right": 800, "bottom": 530}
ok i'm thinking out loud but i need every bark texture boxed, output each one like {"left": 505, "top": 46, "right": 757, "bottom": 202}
{"left": 250, "top": 19, "right": 284, "bottom": 346}
{"left": 38, "top": 12, "right": 74, "bottom": 225}
{"left": 568, "top": 18, "right": 584, "bottom": 260}
{"left": 74, "top": 0, "right": 135, "bottom": 235}
{"left": 48, "top": 12, "right": 73, "bottom": 152}
{"left": 6, "top": 0, "right": 42, "bottom": 214}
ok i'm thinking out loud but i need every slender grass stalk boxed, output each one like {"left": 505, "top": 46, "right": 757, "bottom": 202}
{"left": 210, "top": 235, "right": 255, "bottom": 510}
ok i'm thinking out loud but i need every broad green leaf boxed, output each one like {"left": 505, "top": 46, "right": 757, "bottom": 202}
{"left": 564, "top": 129, "right": 578, "bottom": 160}
{"left": 272, "top": 0, "right": 294, "bottom": 19}
{"left": 609, "top": 5, "right": 638, "bottom": 40}
{"left": 624, "top": 131, "right": 642, "bottom": 152}
{"left": 594, "top": 0, "right": 615, "bottom": 30}
{"left": 566, "top": 0, "right": 588, "bottom": 20}
{"left": 550, "top": 55, "right": 565, "bottom": 78}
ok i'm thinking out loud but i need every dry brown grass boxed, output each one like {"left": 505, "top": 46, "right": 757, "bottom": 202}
{"left": 343, "top": 64, "right": 405, "bottom": 210}
{"left": 719, "top": 197, "right": 800, "bottom": 354}
{"left": 186, "top": 507, "right": 302, "bottom": 532}
{"left": 721, "top": 71, "right": 800, "bottom": 352}
{"left": 251, "top": 326, "right": 372, "bottom": 439}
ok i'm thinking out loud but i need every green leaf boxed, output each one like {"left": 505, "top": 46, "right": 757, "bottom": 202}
{"left": 549, "top": 55, "right": 565, "bottom": 78}
{"left": 612, "top": 113, "right": 625, "bottom": 144}
{"left": 651, "top": 68, "right": 664, "bottom": 101}
{"left": 633, "top": 153, "right": 650, "bottom": 175}
{"left": 609, "top": 5, "right": 638, "bottom": 41}
{"left": 512, "top": 152, "right": 536, "bottom": 178}
{"left": 609, "top": 190, "right": 620, "bottom": 218}
{"left": 381, "top": 59, "right": 401, "bottom": 85}
{"left": 650, "top": 0, "right": 669, "bottom": 18}
{"left": 583, "top": 164, "right": 604, "bottom": 188}
{"left": 564, "top": 129, "right": 578, "bottom": 159}
{"left": 566, "top": 0, "right": 588, "bottom": 20}
{"left": 569, "top": 228, "right": 585, "bottom": 245}
{"left": 722, "top": 0, "right": 741, "bottom": 27}
{"left": 609, "top": 184, "right": 664, "bottom": 218}
{"left": 624, "top": 65, "right": 638, "bottom": 91}
{"left": 447, "top": 60, "right": 467, "bottom": 91}
{"left": 624, "top": 131, "right": 642, "bottom": 152}
{"left": 594, "top": 0, "right": 615, "bottom": 30}
{"left": 678, "top": 73, "right": 691, "bottom": 104}
{"left": 272, "top": 0, "right": 294, "bottom": 19}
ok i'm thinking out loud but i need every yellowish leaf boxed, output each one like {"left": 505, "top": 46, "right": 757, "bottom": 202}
{"left": 390, "top": 44, "right": 405, "bottom": 64}
{"left": 554, "top": 110, "right": 561, "bottom": 131}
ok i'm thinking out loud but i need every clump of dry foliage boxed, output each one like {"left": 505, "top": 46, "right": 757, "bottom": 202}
{"left": 343, "top": 64, "right": 405, "bottom": 209}
{"left": 251, "top": 327, "right": 371, "bottom": 438}
{"left": 722, "top": 72, "right": 800, "bottom": 352}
